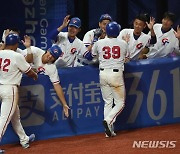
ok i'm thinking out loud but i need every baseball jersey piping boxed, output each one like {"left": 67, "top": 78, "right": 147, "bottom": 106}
{"left": 24, "top": 66, "right": 31, "bottom": 74}
{"left": 0, "top": 87, "right": 15, "bottom": 139}
{"left": 109, "top": 103, "right": 125, "bottom": 125}
{"left": 53, "top": 81, "right": 60, "bottom": 84}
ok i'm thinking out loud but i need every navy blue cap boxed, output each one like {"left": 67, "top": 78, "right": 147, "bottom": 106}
{"left": 99, "top": 14, "right": 112, "bottom": 22}
{"left": 48, "top": 45, "right": 62, "bottom": 60}
{"left": 69, "top": 17, "right": 81, "bottom": 28}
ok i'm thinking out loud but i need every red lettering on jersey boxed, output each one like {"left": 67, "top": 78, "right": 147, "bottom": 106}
{"left": 0, "top": 58, "right": 11, "bottom": 72}
{"left": 162, "top": 38, "right": 169, "bottom": 45}
{"left": 102, "top": 46, "right": 120, "bottom": 59}
{"left": 37, "top": 66, "right": 45, "bottom": 73}
{"left": 136, "top": 43, "right": 143, "bottom": 49}
{"left": 71, "top": 48, "right": 77, "bottom": 54}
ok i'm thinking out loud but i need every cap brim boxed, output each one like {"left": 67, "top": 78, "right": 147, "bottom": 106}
{"left": 69, "top": 24, "right": 80, "bottom": 28}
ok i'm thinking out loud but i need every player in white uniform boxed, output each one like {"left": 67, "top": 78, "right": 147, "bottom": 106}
{"left": 117, "top": 13, "right": 156, "bottom": 61}
{"left": 0, "top": 34, "right": 38, "bottom": 153}
{"left": 139, "top": 12, "right": 180, "bottom": 59}
{"left": 50, "top": 15, "right": 89, "bottom": 67}
{"left": 91, "top": 22, "right": 127, "bottom": 137}
{"left": 23, "top": 45, "right": 70, "bottom": 117}
{"left": 82, "top": 14, "right": 112, "bottom": 65}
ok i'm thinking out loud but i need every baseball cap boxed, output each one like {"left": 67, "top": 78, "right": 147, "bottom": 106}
{"left": 69, "top": 17, "right": 81, "bottom": 28}
{"left": 5, "top": 33, "right": 20, "bottom": 45}
{"left": 99, "top": 14, "right": 112, "bottom": 22}
{"left": 48, "top": 45, "right": 62, "bottom": 60}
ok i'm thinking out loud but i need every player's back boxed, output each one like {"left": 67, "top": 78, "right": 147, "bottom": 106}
{"left": 95, "top": 38, "right": 127, "bottom": 69}
{"left": 0, "top": 50, "right": 29, "bottom": 85}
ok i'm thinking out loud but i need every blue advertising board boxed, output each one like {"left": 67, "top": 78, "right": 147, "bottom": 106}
{"left": 1, "top": 57, "right": 180, "bottom": 145}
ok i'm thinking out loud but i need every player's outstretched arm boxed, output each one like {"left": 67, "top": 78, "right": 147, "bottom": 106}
{"left": 57, "top": 15, "right": 70, "bottom": 32}
{"left": 21, "top": 35, "right": 33, "bottom": 63}
{"left": 26, "top": 69, "right": 38, "bottom": 80}
{"left": 146, "top": 17, "right": 156, "bottom": 44}
{"left": 53, "top": 83, "right": 70, "bottom": 117}
{"left": 50, "top": 15, "right": 70, "bottom": 42}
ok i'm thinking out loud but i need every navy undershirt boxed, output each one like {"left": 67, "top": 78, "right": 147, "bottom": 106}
{"left": 68, "top": 37, "right": 75, "bottom": 43}
{"left": 161, "top": 27, "right": 171, "bottom": 34}
{"left": 133, "top": 33, "right": 140, "bottom": 40}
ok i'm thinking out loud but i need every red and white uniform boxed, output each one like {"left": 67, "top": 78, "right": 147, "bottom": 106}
{"left": 0, "top": 50, "right": 31, "bottom": 145}
{"left": 118, "top": 29, "right": 151, "bottom": 60}
{"left": 92, "top": 38, "right": 127, "bottom": 126}
{"left": 54, "top": 32, "right": 88, "bottom": 67}
{"left": 147, "top": 24, "right": 179, "bottom": 58}
{"left": 23, "top": 46, "right": 60, "bottom": 84}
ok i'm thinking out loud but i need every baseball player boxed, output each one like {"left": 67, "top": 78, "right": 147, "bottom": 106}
{"left": 117, "top": 13, "right": 156, "bottom": 61}
{"left": 0, "top": 33, "right": 38, "bottom": 153}
{"left": 90, "top": 22, "right": 127, "bottom": 137}
{"left": 50, "top": 15, "right": 89, "bottom": 67}
{"left": 23, "top": 45, "right": 70, "bottom": 117}
{"left": 139, "top": 12, "right": 180, "bottom": 59}
{"left": 81, "top": 14, "right": 113, "bottom": 65}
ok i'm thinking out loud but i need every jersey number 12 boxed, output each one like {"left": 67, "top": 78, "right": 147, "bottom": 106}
{"left": 102, "top": 46, "right": 120, "bottom": 59}
{"left": 0, "top": 58, "right": 11, "bottom": 72}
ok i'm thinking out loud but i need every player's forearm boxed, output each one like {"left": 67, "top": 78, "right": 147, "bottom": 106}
{"left": 25, "top": 47, "right": 33, "bottom": 63}
{"left": 26, "top": 69, "right": 38, "bottom": 80}
{"left": 53, "top": 83, "right": 68, "bottom": 107}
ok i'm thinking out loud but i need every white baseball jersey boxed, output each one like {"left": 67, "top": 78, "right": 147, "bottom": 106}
{"left": 92, "top": 38, "right": 127, "bottom": 70}
{"left": 83, "top": 29, "right": 96, "bottom": 46}
{"left": 23, "top": 46, "right": 60, "bottom": 84}
{"left": 92, "top": 38, "right": 127, "bottom": 132}
{"left": 54, "top": 32, "right": 88, "bottom": 67}
{"left": 0, "top": 50, "right": 31, "bottom": 85}
{"left": 147, "top": 24, "right": 180, "bottom": 58}
{"left": 117, "top": 29, "right": 151, "bottom": 60}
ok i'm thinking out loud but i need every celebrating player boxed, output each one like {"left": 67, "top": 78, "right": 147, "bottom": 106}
{"left": 139, "top": 11, "right": 180, "bottom": 59}
{"left": 90, "top": 22, "right": 127, "bottom": 137}
{"left": 117, "top": 13, "right": 156, "bottom": 61}
{"left": 23, "top": 44, "right": 70, "bottom": 118}
{"left": 50, "top": 15, "right": 89, "bottom": 67}
{"left": 81, "top": 14, "right": 112, "bottom": 65}
{"left": 0, "top": 34, "right": 38, "bottom": 153}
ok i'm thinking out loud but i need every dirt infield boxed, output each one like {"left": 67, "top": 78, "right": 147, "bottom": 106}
{"left": 1, "top": 123, "right": 180, "bottom": 154}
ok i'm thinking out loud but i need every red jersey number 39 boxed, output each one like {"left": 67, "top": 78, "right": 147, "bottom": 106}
{"left": 102, "top": 46, "right": 120, "bottom": 59}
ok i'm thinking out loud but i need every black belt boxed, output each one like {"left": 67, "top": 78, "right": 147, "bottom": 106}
{"left": 100, "top": 68, "right": 119, "bottom": 72}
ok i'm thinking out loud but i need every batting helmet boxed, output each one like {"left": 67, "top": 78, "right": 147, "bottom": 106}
{"left": 5, "top": 33, "right": 20, "bottom": 45}
{"left": 69, "top": 17, "right": 81, "bottom": 28}
{"left": 48, "top": 45, "right": 62, "bottom": 60}
{"left": 106, "top": 22, "right": 121, "bottom": 37}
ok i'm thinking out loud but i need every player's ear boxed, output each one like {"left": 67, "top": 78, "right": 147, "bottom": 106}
{"left": 78, "top": 28, "right": 81, "bottom": 32}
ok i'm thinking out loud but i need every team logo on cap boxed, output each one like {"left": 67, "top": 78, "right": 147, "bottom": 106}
{"left": 73, "top": 19, "right": 77, "bottom": 23}
{"left": 53, "top": 49, "right": 58, "bottom": 53}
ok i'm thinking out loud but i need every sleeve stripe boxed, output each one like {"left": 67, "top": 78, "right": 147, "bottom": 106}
{"left": 53, "top": 81, "right": 60, "bottom": 84}
{"left": 83, "top": 51, "right": 89, "bottom": 57}
{"left": 24, "top": 66, "right": 31, "bottom": 73}
{"left": 92, "top": 53, "right": 96, "bottom": 57}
